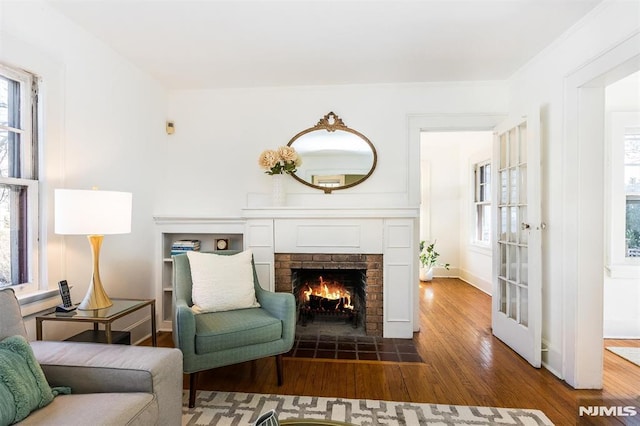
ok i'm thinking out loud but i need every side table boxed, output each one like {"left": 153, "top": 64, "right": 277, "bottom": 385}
{"left": 36, "top": 298, "right": 157, "bottom": 346}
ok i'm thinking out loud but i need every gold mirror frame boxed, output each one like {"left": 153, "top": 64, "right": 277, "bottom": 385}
{"left": 287, "top": 112, "right": 377, "bottom": 194}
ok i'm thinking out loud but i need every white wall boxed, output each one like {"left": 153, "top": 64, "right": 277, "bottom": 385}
{"left": 507, "top": 0, "right": 640, "bottom": 381}
{"left": 1, "top": 1, "right": 167, "bottom": 341}
{"left": 420, "top": 131, "right": 493, "bottom": 292}
{"left": 604, "top": 71, "right": 640, "bottom": 338}
{"left": 159, "top": 82, "right": 508, "bottom": 218}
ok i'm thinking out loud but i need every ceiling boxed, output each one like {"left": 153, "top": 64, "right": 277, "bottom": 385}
{"left": 47, "top": 0, "right": 603, "bottom": 90}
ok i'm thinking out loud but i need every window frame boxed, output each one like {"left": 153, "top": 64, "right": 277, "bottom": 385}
{"left": 606, "top": 111, "right": 640, "bottom": 279}
{"left": 0, "top": 63, "right": 40, "bottom": 295}
{"left": 624, "top": 131, "right": 640, "bottom": 258}
{"left": 472, "top": 159, "right": 492, "bottom": 247}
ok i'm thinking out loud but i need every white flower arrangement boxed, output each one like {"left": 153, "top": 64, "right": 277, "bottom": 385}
{"left": 258, "top": 146, "right": 301, "bottom": 175}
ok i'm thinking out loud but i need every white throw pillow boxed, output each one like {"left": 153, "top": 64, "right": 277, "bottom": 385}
{"left": 187, "top": 250, "right": 260, "bottom": 313}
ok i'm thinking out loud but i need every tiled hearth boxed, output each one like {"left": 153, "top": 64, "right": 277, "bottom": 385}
{"left": 285, "top": 334, "right": 422, "bottom": 362}
{"left": 274, "top": 253, "right": 383, "bottom": 336}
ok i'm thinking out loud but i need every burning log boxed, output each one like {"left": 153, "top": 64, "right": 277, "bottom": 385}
{"left": 297, "top": 276, "right": 359, "bottom": 328}
{"left": 300, "top": 276, "right": 354, "bottom": 311}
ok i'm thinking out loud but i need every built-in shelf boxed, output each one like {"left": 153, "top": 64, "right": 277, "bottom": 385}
{"left": 154, "top": 217, "right": 246, "bottom": 331}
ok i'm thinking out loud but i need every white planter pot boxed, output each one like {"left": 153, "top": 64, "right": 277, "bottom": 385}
{"left": 419, "top": 267, "right": 433, "bottom": 281}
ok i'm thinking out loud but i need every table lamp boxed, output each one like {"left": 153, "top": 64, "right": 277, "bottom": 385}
{"left": 54, "top": 188, "right": 132, "bottom": 310}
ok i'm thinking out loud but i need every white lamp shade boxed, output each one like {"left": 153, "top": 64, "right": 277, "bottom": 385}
{"left": 55, "top": 189, "right": 132, "bottom": 235}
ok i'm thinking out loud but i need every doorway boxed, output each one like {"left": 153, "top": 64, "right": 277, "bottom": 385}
{"left": 602, "top": 71, "right": 640, "bottom": 370}
{"left": 419, "top": 131, "right": 493, "bottom": 294}
{"left": 562, "top": 32, "right": 640, "bottom": 388}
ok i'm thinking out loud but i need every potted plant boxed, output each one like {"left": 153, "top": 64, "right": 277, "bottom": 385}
{"left": 419, "top": 240, "right": 450, "bottom": 281}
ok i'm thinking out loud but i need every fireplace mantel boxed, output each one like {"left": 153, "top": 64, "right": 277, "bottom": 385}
{"left": 155, "top": 208, "right": 419, "bottom": 338}
{"left": 243, "top": 209, "right": 418, "bottom": 339}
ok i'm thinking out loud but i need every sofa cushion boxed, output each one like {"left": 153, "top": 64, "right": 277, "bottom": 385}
{"left": 195, "top": 308, "right": 282, "bottom": 353}
{"left": 187, "top": 250, "right": 260, "bottom": 313}
{"left": 17, "top": 393, "right": 157, "bottom": 426}
{"left": 0, "top": 335, "right": 69, "bottom": 425}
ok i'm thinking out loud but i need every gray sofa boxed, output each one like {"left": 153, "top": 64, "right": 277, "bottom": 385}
{"left": 0, "top": 288, "right": 183, "bottom": 425}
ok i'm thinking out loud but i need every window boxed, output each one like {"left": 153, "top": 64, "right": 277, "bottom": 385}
{"left": 474, "top": 160, "right": 491, "bottom": 244}
{"left": 625, "top": 130, "right": 640, "bottom": 257}
{"left": 0, "top": 64, "right": 39, "bottom": 292}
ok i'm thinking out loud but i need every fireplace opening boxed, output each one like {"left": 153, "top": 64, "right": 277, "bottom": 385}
{"left": 275, "top": 253, "right": 383, "bottom": 336}
{"left": 292, "top": 269, "right": 366, "bottom": 332}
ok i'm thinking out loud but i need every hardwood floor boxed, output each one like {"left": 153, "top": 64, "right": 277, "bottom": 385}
{"left": 147, "top": 278, "right": 640, "bottom": 425}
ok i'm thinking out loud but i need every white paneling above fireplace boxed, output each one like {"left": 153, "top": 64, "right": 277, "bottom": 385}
{"left": 275, "top": 219, "right": 383, "bottom": 254}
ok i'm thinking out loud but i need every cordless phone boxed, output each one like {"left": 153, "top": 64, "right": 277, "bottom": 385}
{"left": 56, "top": 280, "right": 77, "bottom": 312}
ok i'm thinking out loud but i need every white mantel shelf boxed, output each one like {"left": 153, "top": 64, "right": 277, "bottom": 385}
{"left": 241, "top": 207, "right": 419, "bottom": 219}
{"left": 153, "top": 216, "right": 246, "bottom": 225}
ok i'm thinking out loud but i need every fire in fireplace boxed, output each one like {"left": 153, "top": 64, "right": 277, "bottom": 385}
{"left": 293, "top": 269, "right": 365, "bottom": 329}
{"left": 274, "top": 253, "right": 383, "bottom": 336}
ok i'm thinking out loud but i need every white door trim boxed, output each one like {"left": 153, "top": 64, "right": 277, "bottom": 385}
{"left": 562, "top": 31, "right": 640, "bottom": 388}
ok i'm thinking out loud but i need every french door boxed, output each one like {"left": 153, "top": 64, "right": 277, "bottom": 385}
{"left": 492, "top": 111, "right": 542, "bottom": 368}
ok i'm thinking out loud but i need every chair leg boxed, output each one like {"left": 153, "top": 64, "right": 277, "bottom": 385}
{"left": 275, "top": 354, "right": 283, "bottom": 386}
{"left": 188, "top": 372, "right": 198, "bottom": 408}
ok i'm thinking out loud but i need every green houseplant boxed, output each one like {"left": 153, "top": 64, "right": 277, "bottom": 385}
{"left": 419, "top": 240, "right": 450, "bottom": 281}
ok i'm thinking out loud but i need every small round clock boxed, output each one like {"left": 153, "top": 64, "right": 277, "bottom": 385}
{"left": 216, "top": 239, "right": 229, "bottom": 250}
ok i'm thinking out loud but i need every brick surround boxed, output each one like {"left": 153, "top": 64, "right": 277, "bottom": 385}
{"left": 274, "top": 253, "right": 383, "bottom": 336}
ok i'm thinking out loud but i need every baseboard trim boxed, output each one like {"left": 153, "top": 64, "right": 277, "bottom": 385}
{"left": 458, "top": 270, "right": 492, "bottom": 295}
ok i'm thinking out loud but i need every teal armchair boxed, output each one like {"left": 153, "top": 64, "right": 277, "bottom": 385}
{"left": 172, "top": 251, "right": 296, "bottom": 408}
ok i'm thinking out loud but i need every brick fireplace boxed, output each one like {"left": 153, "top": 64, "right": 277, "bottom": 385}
{"left": 274, "top": 253, "right": 383, "bottom": 336}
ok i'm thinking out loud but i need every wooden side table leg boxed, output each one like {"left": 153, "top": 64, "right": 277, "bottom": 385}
{"left": 151, "top": 301, "right": 157, "bottom": 347}
{"left": 36, "top": 318, "right": 43, "bottom": 340}
{"left": 106, "top": 323, "right": 112, "bottom": 344}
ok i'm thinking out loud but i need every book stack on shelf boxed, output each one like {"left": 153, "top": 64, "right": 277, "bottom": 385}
{"left": 170, "top": 240, "right": 201, "bottom": 256}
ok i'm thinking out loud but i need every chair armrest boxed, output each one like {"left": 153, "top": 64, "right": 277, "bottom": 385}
{"left": 255, "top": 289, "right": 296, "bottom": 345}
{"left": 30, "top": 341, "right": 183, "bottom": 426}
{"left": 173, "top": 299, "right": 196, "bottom": 359}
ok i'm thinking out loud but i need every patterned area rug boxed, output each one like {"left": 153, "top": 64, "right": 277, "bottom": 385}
{"left": 182, "top": 391, "right": 554, "bottom": 425}
{"left": 607, "top": 346, "right": 640, "bottom": 367}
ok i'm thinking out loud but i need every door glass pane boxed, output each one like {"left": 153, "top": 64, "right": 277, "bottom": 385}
{"left": 519, "top": 123, "right": 527, "bottom": 164}
{"left": 519, "top": 165, "right": 527, "bottom": 204}
{"left": 519, "top": 206, "right": 528, "bottom": 245}
{"left": 500, "top": 171, "right": 508, "bottom": 204}
{"left": 500, "top": 207, "right": 507, "bottom": 241}
{"left": 509, "top": 128, "right": 517, "bottom": 166}
{"left": 510, "top": 168, "right": 518, "bottom": 204}
{"left": 499, "top": 243, "right": 506, "bottom": 277}
{"left": 508, "top": 283, "right": 518, "bottom": 320}
{"left": 519, "top": 247, "right": 528, "bottom": 286}
{"left": 509, "top": 207, "right": 518, "bottom": 242}
{"left": 520, "top": 287, "right": 528, "bottom": 326}
{"left": 499, "top": 278, "right": 507, "bottom": 314}
{"left": 508, "top": 244, "right": 517, "bottom": 280}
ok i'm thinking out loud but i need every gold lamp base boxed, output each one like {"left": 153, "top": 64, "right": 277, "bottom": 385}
{"left": 78, "top": 235, "right": 113, "bottom": 310}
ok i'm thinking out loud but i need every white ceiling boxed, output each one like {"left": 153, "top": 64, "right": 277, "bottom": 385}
{"left": 48, "top": 0, "right": 603, "bottom": 90}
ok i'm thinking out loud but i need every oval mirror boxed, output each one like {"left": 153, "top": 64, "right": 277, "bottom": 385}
{"left": 287, "top": 112, "right": 377, "bottom": 193}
